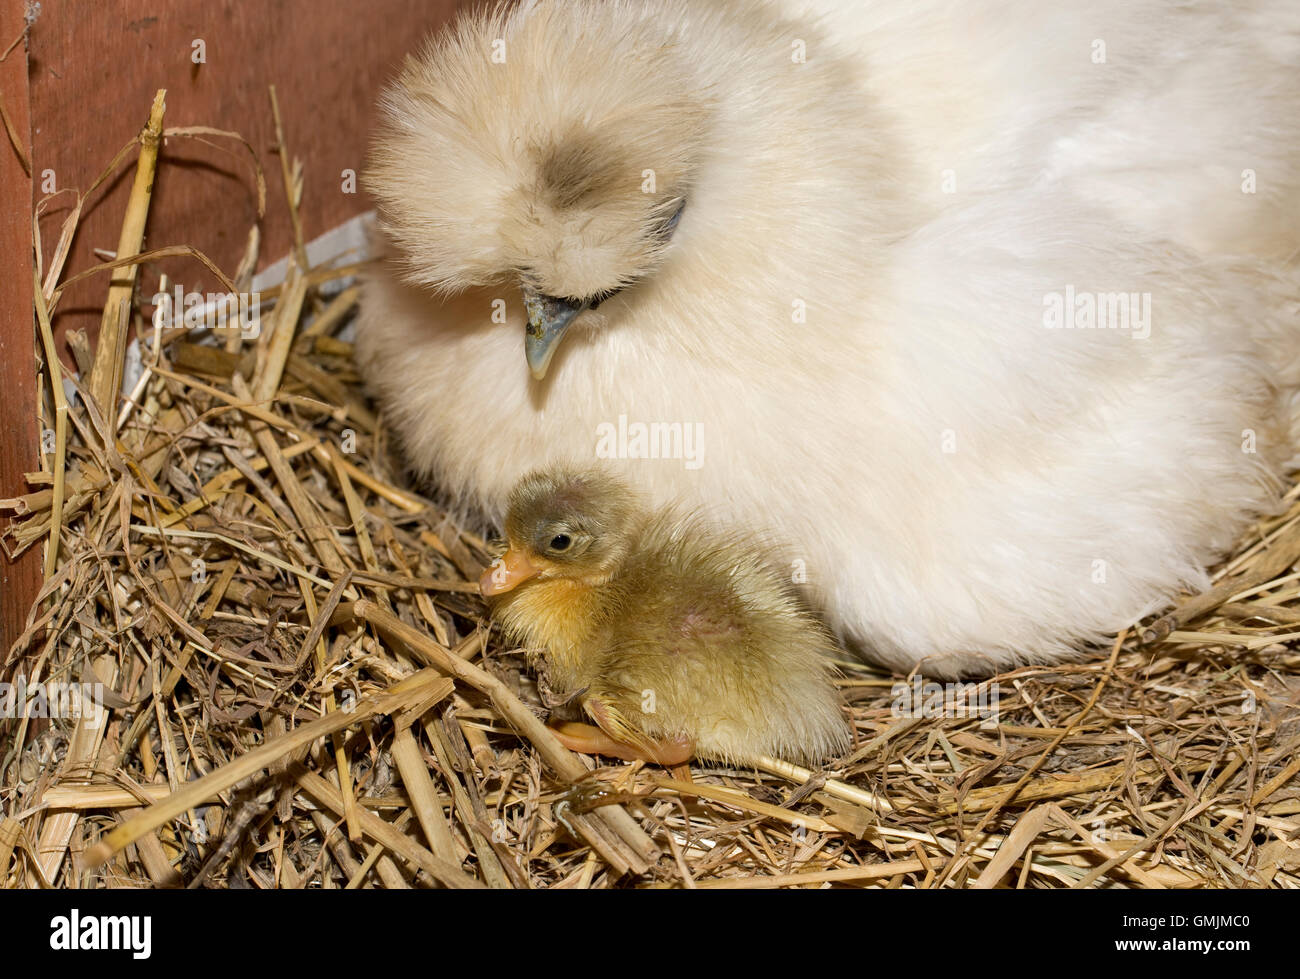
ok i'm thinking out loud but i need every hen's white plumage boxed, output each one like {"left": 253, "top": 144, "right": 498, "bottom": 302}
{"left": 357, "top": 0, "right": 1300, "bottom": 676}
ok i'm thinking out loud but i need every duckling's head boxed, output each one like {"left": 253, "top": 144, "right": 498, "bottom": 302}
{"left": 367, "top": 1, "right": 704, "bottom": 378}
{"left": 480, "top": 468, "right": 641, "bottom": 596}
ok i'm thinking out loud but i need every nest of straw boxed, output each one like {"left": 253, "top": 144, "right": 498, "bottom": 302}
{"left": 2, "top": 91, "right": 1298, "bottom": 890}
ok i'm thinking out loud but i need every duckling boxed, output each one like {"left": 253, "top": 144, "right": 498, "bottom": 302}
{"left": 479, "top": 468, "right": 850, "bottom": 768}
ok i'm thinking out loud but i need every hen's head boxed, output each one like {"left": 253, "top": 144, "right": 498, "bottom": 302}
{"left": 369, "top": 1, "right": 706, "bottom": 377}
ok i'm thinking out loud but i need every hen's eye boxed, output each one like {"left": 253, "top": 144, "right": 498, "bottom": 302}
{"left": 588, "top": 287, "right": 620, "bottom": 309}
{"left": 549, "top": 533, "right": 572, "bottom": 551}
{"left": 660, "top": 199, "right": 685, "bottom": 237}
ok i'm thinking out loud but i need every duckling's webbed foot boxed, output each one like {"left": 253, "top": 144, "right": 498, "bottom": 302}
{"left": 549, "top": 720, "right": 693, "bottom": 765}
{"left": 549, "top": 695, "right": 693, "bottom": 765}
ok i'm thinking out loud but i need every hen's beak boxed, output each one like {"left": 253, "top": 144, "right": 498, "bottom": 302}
{"left": 523, "top": 287, "right": 588, "bottom": 380}
{"left": 479, "top": 549, "right": 541, "bottom": 596}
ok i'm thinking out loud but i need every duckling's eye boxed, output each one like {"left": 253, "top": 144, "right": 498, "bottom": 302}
{"left": 549, "top": 533, "right": 572, "bottom": 551}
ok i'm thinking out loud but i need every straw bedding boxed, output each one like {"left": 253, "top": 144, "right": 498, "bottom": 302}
{"left": 1, "top": 91, "right": 1297, "bottom": 889}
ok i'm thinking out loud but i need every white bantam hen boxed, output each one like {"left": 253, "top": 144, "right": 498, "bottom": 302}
{"left": 356, "top": 0, "right": 1300, "bottom": 677}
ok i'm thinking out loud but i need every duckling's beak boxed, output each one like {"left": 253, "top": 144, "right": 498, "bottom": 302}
{"left": 522, "top": 287, "right": 588, "bottom": 380}
{"left": 479, "top": 549, "right": 541, "bottom": 596}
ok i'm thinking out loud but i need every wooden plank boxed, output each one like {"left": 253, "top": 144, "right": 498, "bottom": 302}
{"left": 28, "top": 0, "right": 464, "bottom": 355}
{"left": 2, "top": 0, "right": 467, "bottom": 648}
{"left": 0, "top": 0, "right": 41, "bottom": 658}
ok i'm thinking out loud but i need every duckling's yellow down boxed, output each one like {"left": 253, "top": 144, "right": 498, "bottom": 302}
{"left": 487, "top": 468, "right": 849, "bottom": 767}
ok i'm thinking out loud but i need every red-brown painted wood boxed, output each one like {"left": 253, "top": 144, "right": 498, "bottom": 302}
{"left": 2, "top": 0, "right": 471, "bottom": 652}
{"left": 29, "top": 0, "right": 465, "bottom": 354}
{"left": 0, "top": 0, "right": 41, "bottom": 660}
